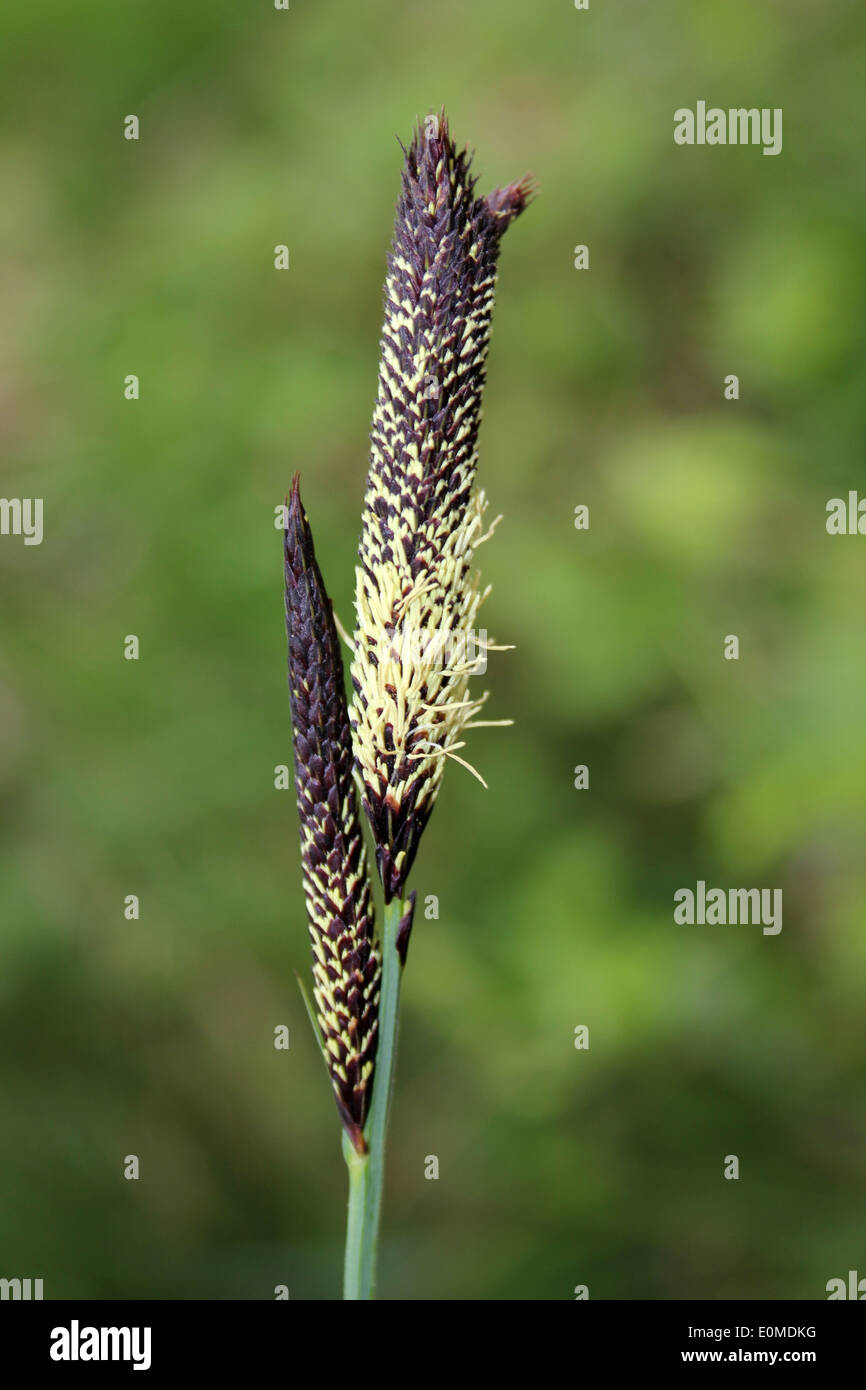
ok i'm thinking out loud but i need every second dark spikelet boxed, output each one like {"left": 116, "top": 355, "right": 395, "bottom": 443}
{"left": 284, "top": 476, "right": 381, "bottom": 1154}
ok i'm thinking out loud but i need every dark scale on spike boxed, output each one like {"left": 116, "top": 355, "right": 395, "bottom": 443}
{"left": 284, "top": 476, "right": 381, "bottom": 1153}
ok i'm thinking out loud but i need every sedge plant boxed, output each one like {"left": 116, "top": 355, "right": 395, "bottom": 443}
{"left": 283, "top": 111, "right": 531, "bottom": 1300}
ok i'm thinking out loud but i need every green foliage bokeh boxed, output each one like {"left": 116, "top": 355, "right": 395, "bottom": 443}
{"left": 1, "top": 0, "right": 864, "bottom": 1299}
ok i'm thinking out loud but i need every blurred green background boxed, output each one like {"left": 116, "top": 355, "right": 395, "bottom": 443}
{"left": 1, "top": 0, "right": 865, "bottom": 1300}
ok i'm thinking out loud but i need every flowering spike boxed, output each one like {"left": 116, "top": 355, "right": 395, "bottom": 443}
{"left": 351, "top": 111, "right": 532, "bottom": 900}
{"left": 284, "top": 475, "right": 381, "bottom": 1153}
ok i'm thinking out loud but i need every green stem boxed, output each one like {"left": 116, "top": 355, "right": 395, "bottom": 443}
{"left": 342, "top": 894, "right": 405, "bottom": 1300}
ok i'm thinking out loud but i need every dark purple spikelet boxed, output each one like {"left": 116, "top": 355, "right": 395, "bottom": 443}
{"left": 284, "top": 475, "right": 381, "bottom": 1153}
{"left": 351, "top": 111, "right": 533, "bottom": 901}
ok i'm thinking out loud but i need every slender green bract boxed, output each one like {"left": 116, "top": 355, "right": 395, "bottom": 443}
{"left": 342, "top": 895, "right": 405, "bottom": 1300}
